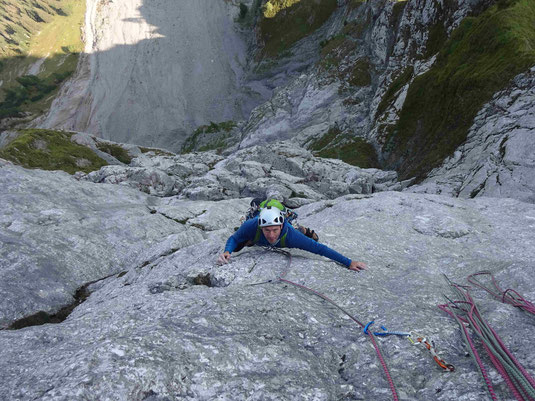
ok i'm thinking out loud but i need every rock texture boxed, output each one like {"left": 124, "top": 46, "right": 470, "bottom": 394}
{"left": 238, "top": 0, "right": 488, "bottom": 147}
{"left": 409, "top": 67, "right": 535, "bottom": 203}
{"left": 1, "top": 167, "right": 534, "bottom": 400}
{"left": 0, "top": 160, "right": 217, "bottom": 328}
{"left": 80, "top": 141, "right": 400, "bottom": 203}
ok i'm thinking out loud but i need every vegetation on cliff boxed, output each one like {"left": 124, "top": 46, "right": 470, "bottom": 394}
{"left": 259, "top": 0, "right": 337, "bottom": 58}
{"left": 383, "top": 0, "right": 535, "bottom": 181}
{"left": 0, "top": 129, "right": 107, "bottom": 174}
{"left": 309, "top": 126, "right": 380, "bottom": 169}
{"left": 0, "top": 0, "right": 84, "bottom": 121}
{"left": 181, "top": 121, "right": 238, "bottom": 154}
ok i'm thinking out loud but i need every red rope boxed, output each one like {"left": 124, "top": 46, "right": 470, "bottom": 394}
{"left": 467, "top": 271, "right": 535, "bottom": 315}
{"left": 273, "top": 249, "right": 399, "bottom": 401}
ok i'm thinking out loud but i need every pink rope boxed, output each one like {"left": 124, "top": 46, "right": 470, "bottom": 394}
{"left": 273, "top": 249, "right": 399, "bottom": 401}
{"left": 441, "top": 280, "right": 535, "bottom": 400}
{"left": 439, "top": 302, "right": 498, "bottom": 400}
{"left": 467, "top": 272, "right": 535, "bottom": 315}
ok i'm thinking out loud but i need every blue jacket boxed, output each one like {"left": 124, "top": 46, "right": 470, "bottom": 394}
{"left": 225, "top": 217, "right": 352, "bottom": 267}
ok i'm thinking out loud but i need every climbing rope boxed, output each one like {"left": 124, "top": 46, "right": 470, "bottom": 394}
{"left": 440, "top": 275, "right": 535, "bottom": 401}
{"left": 268, "top": 248, "right": 400, "bottom": 401}
{"left": 467, "top": 271, "right": 535, "bottom": 315}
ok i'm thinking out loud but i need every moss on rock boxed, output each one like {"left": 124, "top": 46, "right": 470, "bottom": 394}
{"left": 181, "top": 121, "right": 237, "bottom": 154}
{"left": 96, "top": 142, "right": 132, "bottom": 164}
{"left": 259, "top": 0, "right": 337, "bottom": 58}
{"left": 309, "top": 126, "right": 380, "bottom": 168}
{"left": 349, "top": 59, "right": 372, "bottom": 86}
{"left": 384, "top": 0, "right": 535, "bottom": 181}
{"left": 0, "top": 129, "right": 107, "bottom": 174}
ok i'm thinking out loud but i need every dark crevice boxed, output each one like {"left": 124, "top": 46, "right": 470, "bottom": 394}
{"left": 191, "top": 273, "right": 213, "bottom": 287}
{"left": 6, "top": 274, "right": 114, "bottom": 330}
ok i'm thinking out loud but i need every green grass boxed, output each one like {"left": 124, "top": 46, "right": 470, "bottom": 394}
{"left": 309, "top": 126, "right": 380, "bottom": 168}
{"left": 349, "top": 59, "right": 371, "bottom": 86}
{"left": 376, "top": 66, "right": 414, "bottom": 118}
{"left": 259, "top": 0, "right": 337, "bottom": 58}
{"left": 0, "top": 129, "right": 108, "bottom": 174}
{"left": 181, "top": 121, "right": 237, "bottom": 154}
{"left": 96, "top": 142, "right": 132, "bottom": 164}
{"left": 0, "top": 0, "right": 84, "bottom": 120}
{"left": 391, "top": 0, "right": 407, "bottom": 28}
{"left": 383, "top": 0, "right": 535, "bottom": 181}
{"left": 263, "top": 0, "right": 302, "bottom": 18}
{"left": 347, "top": 0, "right": 366, "bottom": 12}
{"left": 425, "top": 21, "right": 447, "bottom": 58}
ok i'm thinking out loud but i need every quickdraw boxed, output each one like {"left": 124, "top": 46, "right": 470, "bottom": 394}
{"left": 363, "top": 322, "right": 455, "bottom": 373}
{"left": 408, "top": 333, "right": 455, "bottom": 372}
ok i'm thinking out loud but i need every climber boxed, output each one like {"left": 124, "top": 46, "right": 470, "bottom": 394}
{"left": 217, "top": 206, "right": 368, "bottom": 271}
{"left": 244, "top": 198, "right": 319, "bottom": 241}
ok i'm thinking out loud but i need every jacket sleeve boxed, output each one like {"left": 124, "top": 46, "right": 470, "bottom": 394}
{"left": 286, "top": 226, "right": 351, "bottom": 267}
{"left": 224, "top": 218, "right": 257, "bottom": 253}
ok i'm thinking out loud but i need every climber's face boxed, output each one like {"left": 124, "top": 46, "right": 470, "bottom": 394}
{"left": 262, "top": 225, "right": 282, "bottom": 245}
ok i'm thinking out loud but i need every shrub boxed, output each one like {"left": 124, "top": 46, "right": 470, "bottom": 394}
{"left": 96, "top": 142, "right": 132, "bottom": 164}
{"left": 308, "top": 126, "right": 380, "bottom": 168}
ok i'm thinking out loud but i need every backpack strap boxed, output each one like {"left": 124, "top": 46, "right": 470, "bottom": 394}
{"left": 253, "top": 226, "right": 262, "bottom": 244}
{"left": 253, "top": 225, "right": 288, "bottom": 248}
{"left": 280, "top": 232, "right": 288, "bottom": 248}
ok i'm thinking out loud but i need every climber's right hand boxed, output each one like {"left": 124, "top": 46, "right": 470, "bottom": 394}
{"left": 217, "top": 251, "right": 231, "bottom": 265}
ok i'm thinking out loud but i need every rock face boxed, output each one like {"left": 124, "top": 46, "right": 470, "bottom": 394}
{"left": 238, "top": 0, "right": 488, "bottom": 147}
{"left": 0, "top": 161, "right": 215, "bottom": 328}
{"left": 80, "top": 141, "right": 400, "bottom": 203}
{"left": 1, "top": 167, "right": 534, "bottom": 400}
{"left": 409, "top": 67, "right": 535, "bottom": 203}
{"left": 36, "top": 0, "right": 265, "bottom": 151}
{"left": 2, "top": 0, "right": 535, "bottom": 398}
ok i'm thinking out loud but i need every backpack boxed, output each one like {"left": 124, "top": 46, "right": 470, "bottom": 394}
{"left": 245, "top": 197, "right": 298, "bottom": 224}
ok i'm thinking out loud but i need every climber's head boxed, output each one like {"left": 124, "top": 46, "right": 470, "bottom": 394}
{"left": 258, "top": 206, "right": 284, "bottom": 244}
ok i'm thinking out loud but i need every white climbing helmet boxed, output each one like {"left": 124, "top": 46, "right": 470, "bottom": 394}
{"left": 258, "top": 206, "right": 284, "bottom": 227}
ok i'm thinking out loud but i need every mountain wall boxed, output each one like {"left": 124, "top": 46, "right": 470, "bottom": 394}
{"left": 1, "top": 158, "right": 534, "bottom": 399}
{"left": 34, "top": 0, "right": 266, "bottom": 151}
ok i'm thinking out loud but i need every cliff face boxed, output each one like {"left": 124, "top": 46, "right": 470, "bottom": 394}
{"left": 35, "top": 0, "right": 267, "bottom": 150}
{"left": 22, "top": 0, "right": 534, "bottom": 201}
{"left": 2, "top": 159, "right": 535, "bottom": 400}
{"left": 237, "top": 0, "right": 535, "bottom": 201}
{"left": 2, "top": 2, "right": 535, "bottom": 399}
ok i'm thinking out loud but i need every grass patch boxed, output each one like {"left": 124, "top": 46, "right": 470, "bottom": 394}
{"left": 259, "top": 0, "right": 337, "bottom": 58}
{"left": 348, "top": 59, "right": 371, "bottom": 86}
{"left": 384, "top": 0, "right": 535, "bottom": 181}
{"left": 391, "top": 0, "right": 407, "bottom": 27}
{"left": 342, "top": 20, "right": 368, "bottom": 38}
{"left": 263, "top": 0, "right": 302, "bottom": 18}
{"left": 0, "top": 0, "right": 84, "bottom": 120}
{"left": 0, "top": 129, "right": 108, "bottom": 174}
{"left": 425, "top": 21, "right": 448, "bottom": 58}
{"left": 375, "top": 66, "right": 414, "bottom": 118}
{"left": 181, "top": 121, "right": 237, "bottom": 154}
{"left": 96, "top": 142, "right": 132, "bottom": 164}
{"left": 309, "top": 126, "right": 379, "bottom": 168}
{"left": 347, "top": 0, "right": 366, "bottom": 12}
